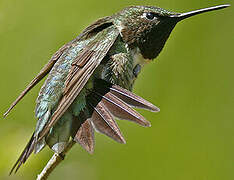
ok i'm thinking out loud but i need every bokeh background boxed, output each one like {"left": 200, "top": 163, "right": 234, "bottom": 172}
{"left": 0, "top": 0, "right": 233, "bottom": 180}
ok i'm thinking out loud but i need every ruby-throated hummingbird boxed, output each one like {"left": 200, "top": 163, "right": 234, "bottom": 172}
{"left": 4, "top": 4, "right": 229, "bottom": 174}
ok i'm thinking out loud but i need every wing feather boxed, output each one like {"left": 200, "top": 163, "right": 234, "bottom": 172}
{"left": 9, "top": 133, "right": 36, "bottom": 174}
{"left": 4, "top": 43, "right": 70, "bottom": 118}
{"left": 4, "top": 16, "right": 114, "bottom": 118}
{"left": 38, "top": 26, "right": 120, "bottom": 141}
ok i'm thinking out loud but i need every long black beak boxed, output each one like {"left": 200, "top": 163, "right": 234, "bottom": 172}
{"left": 170, "top": 4, "right": 230, "bottom": 21}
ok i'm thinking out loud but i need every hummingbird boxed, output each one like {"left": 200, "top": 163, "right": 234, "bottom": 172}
{"left": 4, "top": 4, "right": 229, "bottom": 174}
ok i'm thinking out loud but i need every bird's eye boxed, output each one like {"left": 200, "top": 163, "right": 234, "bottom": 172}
{"left": 143, "top": 12, "right": 156, "bottom": 20}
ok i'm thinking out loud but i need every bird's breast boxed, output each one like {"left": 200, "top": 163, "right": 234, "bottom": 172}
{"left": 97, "top": 46, "right": 149, "bottom": 91}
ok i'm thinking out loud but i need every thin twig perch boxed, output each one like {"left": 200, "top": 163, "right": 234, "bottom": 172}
{"left": 36, "top": 140, "right": 75, "bottom": 180}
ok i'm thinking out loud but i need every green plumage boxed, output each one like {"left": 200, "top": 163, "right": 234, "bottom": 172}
{"left": 4, "top": 4, "right": 229, "bottom": 174}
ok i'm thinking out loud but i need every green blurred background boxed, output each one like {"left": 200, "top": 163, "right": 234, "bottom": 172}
{"left": 0, "top": 0, "right": 233, "bottom": 179}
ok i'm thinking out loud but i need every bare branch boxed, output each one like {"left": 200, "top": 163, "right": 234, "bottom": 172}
{"left": 36, "top": 140, "right": 75, "bottom": 180}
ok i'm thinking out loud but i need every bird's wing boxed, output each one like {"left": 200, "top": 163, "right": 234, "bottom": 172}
{"left": 3, "top": 42, "right": 71, "bottom": 118}
{"left": 9, "top": 16, "right": 118, "bottom": 174}
{"left": 37, "top": 23, "right": 119, "bottom": 141}
{"left": 3, "top": 16, "right": 114, "bottom": 118}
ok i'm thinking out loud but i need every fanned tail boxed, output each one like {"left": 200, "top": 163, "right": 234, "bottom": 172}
{"left": 97, "top": 91, "right": 151, "bottom": 126}
{"left": 91, "top": 79, "right": 160, "bottom": 127}
{"left": 10, "top": 79, "right": 159, "bottom": 172}
{"left": 9, "top": 133, "right": 36, "bottom": 175}
{"left": 72, "top": 79, "right": 160, "bottom": 147}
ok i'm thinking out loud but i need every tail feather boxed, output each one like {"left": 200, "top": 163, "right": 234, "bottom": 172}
{"left": 110, "top": 85, "right": 160, "bottom": 112}
{"left": 74, "top": 118, "right": 95, "bottom": 153}
{"left": 94, "top": 79, "right": 160, "bottom": 112}
{"left": 93, "top": 91, "right": 151, "bottom": 127}
{"left": 89, "top": 100, "right": 126, "bottom": 144}
{"left": 10, "top": 133, "right": 36, "bottom": 175}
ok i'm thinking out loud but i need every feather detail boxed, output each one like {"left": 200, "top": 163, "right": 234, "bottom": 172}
{"left": 37, "top": 27, "right": 120, "bottom": 142}
{"left": 4, "top": 44, "right": 69, "bottom": 118}
{"left": 74, "top": 119, "right": 95, "bottom": 153}
{"left": 89, "top": 100, "right": 126, "bottom": 144}
{"left": 110, "top": 85, "right": 160, "bottom": 112}
{"left": 9, "top": 133, "right": 36, "bottom": 174}
{"left": 93, "top": 90, "right": 151, "bottom": 127}
{"left": 94, "top": 79, "right": 160, "bottom": 112}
